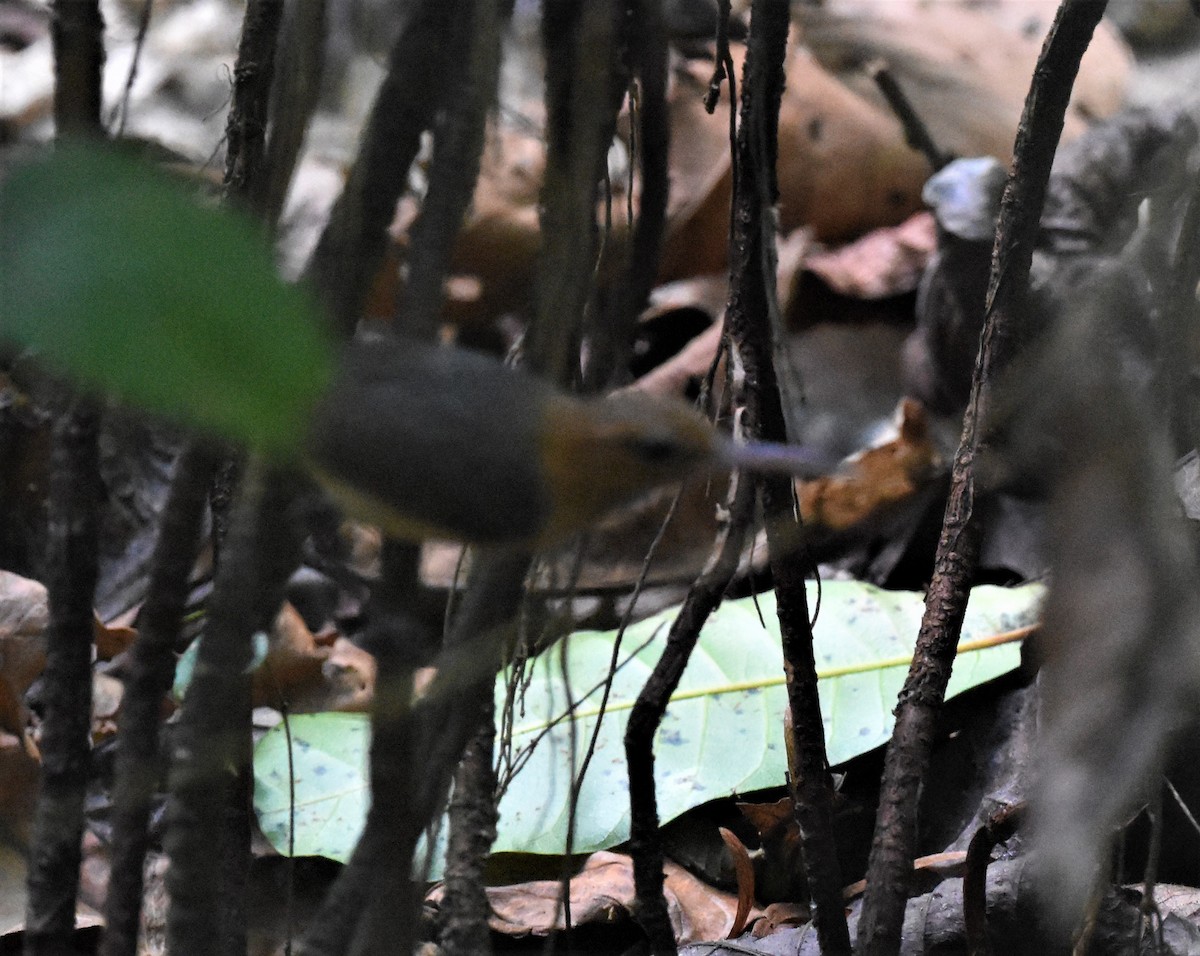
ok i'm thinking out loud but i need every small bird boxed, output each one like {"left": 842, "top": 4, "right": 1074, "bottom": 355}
{"left": 306, "top": 335, "right": 831, "bottom": 547}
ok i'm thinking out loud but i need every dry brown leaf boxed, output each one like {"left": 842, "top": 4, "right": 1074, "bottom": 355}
{"left": 1150, "top": 884, "right": 1200, "bottom": 924}
{"left": 377, "top": 122, "right": 549, "bottom": 332}
{"left": 775, "top": 48, "right": 931, "bottom": 242}
{"left": 430, "top": 850, "right": 761, "bottom": 945}
{"left": 799, "top": 397, "right": 938, "bottom": 531}
{"left": 665, "top": 855, "right": 762, "bottom": 944}
{"left": 446, "top": 850, "right": 636, "bottom": 937}
{"left": 842, "top": 850, "right": 969, "bottom": 900}
{"left": 253, "top": 603, "right": 329, "bottom": 710}
{"left": 797, "top": 0, "right": 1130, "bottom": 164}
{"left": 0, "top": 731, "right": 38, "bottom": 849}
{"left": 309, "top": 637, "right": 376, "bottom": 713}
{"left": 252, "top": 605, "right": 376, "bottom": 713}
{"left": 662, "top": 40, "right": 932, "bottom": 278}
{"left": 93, "top": 614, "right": 137, "bottom": 661}
{"left": 749, "top": 901, "right": 811, "bottom": 938}
{"left": 801, "top": 211, "right": 936, "bottom": 300}
{"left": 718, "top": 827, "right": 756, "bottom": 939}
{"left": 0, "top": 571, "right": 47, "bottom": 743}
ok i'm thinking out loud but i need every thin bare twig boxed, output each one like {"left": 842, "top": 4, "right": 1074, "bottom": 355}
{"left": 868, "top": 60, "right": 949, "bottom": 172}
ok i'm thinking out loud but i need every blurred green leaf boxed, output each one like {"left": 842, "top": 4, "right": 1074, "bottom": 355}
{"left": 0, "top": 142, "right": 332, "bottom": 455}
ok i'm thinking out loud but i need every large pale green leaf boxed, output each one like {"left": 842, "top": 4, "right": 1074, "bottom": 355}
{"left": 254, "top": 581, "right": 1042, "bottom": 871}
{"left": 0, "top": 142, "right": 332, "bottom": 456}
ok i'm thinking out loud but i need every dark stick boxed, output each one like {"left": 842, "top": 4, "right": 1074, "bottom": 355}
{"left": 346, "top": 551, "right": 531, "bottom": 956}
{"left": 399, "top": 0, "right": 506, "bottom": 339}
{"left": 50, "top": 0, "right": 104, "bottom": 137}
{"left": 440, "top": 699, "right": 500, "bottom": 956}
{"left": 722, "top": 1, "right": 850, "bottom": 951}
{"left": 525, "top": 0, "right": 625, "bottom": 385}
{"left": 625, "top": 475, "right": 756, "bottom": 956}
{"left": 25, "top": 6, "right": 105, "bottom": 947}
{"left": 963, "top": 802, "right": 1024, "bottom": 956}
{"left": 164, "top": 464, "right": 304, "bottom": 956}
{"left": 855, "top": 4, "right": 1108, "bottom": 954}
{"left": 23, "top": 400, "right": 101, "bottom": 956}
{"left": 109, "top": 0, "right": 151, "bottom": 137}
{"left": 588, "top": 0, "right": 669, "bottom": 388}
{"left": 100, "top": 444, "right": 221, "bottom": 956}
{"left": 625, "top": 0, "right": 669, "bottom": 327}
{"left": 703, "top": 0, "right": 734, "bottom": 114}
{"left": 868, "top": 61, "right": 949, "bottom": 172}
{"left": 304, "top": 0, "right": 465, "bottom": 338}
{"left": 222, "top": 0, "right": 285, "bottom": 215}
{"left": 293, "top": 538, "right": 434, "bottom": 956}
{"left": 342, "top": 656, "right": 424, "bottom": 956}
{"left": 303, "top": 1, "right": 622, "bottom": 944}
{"left": 262, "top": 0, "right": 327, "bottom": 228}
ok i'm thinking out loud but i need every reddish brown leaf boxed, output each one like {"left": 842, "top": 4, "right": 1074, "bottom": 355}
{"left": 718, "top": 826, "right": 756, "bottom": 939}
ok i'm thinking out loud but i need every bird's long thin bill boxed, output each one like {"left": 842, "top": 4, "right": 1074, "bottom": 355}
{"left": 724, "top": 441, "right": 838, "bottom": 478}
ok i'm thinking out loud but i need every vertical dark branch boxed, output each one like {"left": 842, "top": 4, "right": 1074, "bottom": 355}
{"left": 720, "top": 2, "right": 850, "bottom": 952}
{"left": 26, "top": 7, "right": 105, "bottom": 944}
{"left": 399, "top": 0, "right": 507, "bottom": 338}
{"left": 223, "top": 0, "right": 285, "bottom": 215}
{"left": 589, "top": 0, "right": 670, "bottom": 387}
{"left": 340, "top": 638, "right": 423, "bottom": 956}
{"left": 439, "top": 698, "right": 500, "bottom": 956}
{"left": 526, "top": 0, "right": 625, "bottom": 385}
{"left": 625, "top": 0, "right": 669, "bottom": 325}
{"left": 856, "top": 4, "right": 1107, "bottom": 955}
{"left": 24, "top": 399, "right": 101, "bottom": 956}
{"left": 304, "top": 0, "right": 464, "bottom": 338}
{"left": 100, "top": 445, "right": 221, "bottom": 956}
{"left": 164, "top": 464, "right": 303, "bottom": 956}
{"left": 341, "top": 550, "right": 529, "bottom": 956}
{"left": 293, "top": 540, "right": 432, "bottom": 956}
{"left": 263, "top": 0, "right": 327, "bottom": 228}
{"left": 625, "top": 476, "right": 755, "bottom": 956}
{"left": 51, "top": 0, "right": 104, "bottom": 136}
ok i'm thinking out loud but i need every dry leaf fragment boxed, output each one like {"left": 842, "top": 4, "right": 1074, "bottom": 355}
{"left": 799, "top": 397, "right": 938, "bottom": 531}
{"left": 0, "top": 571, "right": 47, "bottom": 744}
{"left": 801, "top": 212, "right": 936, "bottom": 301}
{"left": 428, "top": 850, "right": 760, "bottom": 946}
{"left": 252, "top": 603, "right": 329, "bottom": 710}
{"left": 718, "top": 826, "right": 756, "bottom": 938}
